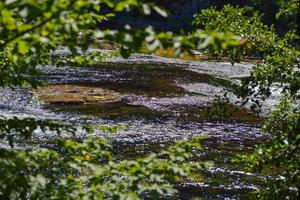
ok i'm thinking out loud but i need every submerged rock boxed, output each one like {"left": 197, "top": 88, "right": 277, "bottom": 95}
{"left": 35, "top": 84, "right": 122, "bottom": 105}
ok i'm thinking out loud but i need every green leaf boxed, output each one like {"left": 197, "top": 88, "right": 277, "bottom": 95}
{"left": 18, "top": 40, "right": 30, "bottom": 55}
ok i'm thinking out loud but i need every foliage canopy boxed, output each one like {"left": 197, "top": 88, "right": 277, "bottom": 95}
{"left": 193, "top": 2, "right": 300, "bottom": 199}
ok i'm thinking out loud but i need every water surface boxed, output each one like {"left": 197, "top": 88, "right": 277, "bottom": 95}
{"left": 0, "top": 53, "right": 270, "bottom": 199}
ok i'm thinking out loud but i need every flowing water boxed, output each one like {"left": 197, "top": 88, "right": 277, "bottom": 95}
{"left": 0, "top": 52, "right": 274, "bottom": 199}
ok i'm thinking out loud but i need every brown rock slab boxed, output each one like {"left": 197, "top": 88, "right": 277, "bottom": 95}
{"left": 35, "top": 84, "right": 122, "bottom": 105}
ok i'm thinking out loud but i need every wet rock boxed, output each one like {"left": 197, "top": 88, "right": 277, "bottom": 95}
{"left": 35, "top": 84, "right": 122, "bottom": 105}
{"left": 125, "top": 94, "right": 212, "bottom": 111}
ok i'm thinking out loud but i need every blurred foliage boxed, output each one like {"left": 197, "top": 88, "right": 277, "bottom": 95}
{"left": 0, "top": 135, "right": 206, "bottom": 199}
{"left": 0, "top": 0, "right": 240, "bottom": 87}
{"left": 51, "top": 49, "right": 120, "bottom": 67}
{"left": 0, "top": 116, "right": 76, "bottom": 147}
{"left": 84, "top": 123, "right": 128, "bottom": 134}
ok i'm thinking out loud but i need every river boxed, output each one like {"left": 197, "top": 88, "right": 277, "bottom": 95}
{"left": 0, "top": 52, "right": 273, "bottom": 199}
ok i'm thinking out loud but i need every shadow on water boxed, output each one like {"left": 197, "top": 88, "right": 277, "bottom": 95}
{"left": 41, "top": 62, "right": 239, "bottom": 98}
{"left": 95, "top": 63, "right": 239, "bottom": 97}
{"left": 177, "top": 104, "right": 263, "bottom": 125}
{"left": 112, "top": 135, "right": 269, "bottom": 200}
{"left": 48, "top": 101, "right": 169, "bottom": 121}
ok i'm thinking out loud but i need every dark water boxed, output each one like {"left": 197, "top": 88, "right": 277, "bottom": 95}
{"left": 0, "top": 54, "right": 270, "bottom": 199}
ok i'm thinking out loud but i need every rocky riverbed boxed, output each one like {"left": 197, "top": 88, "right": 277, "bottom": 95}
{"left": 0, "top": 53, "right": 273, "bottom": 199}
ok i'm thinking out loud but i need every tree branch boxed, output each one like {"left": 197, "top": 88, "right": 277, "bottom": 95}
{"left": 0, "top": 0, "right": 77, "bottom": 48}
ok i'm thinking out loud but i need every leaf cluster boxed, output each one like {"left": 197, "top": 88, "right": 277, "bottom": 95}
{"left": 193, "top": 5, "right": 281, "bottom": 64}
{"left": 234, "top": 97, "right": 300, "bottom": 199}
{"left": 195, "top": 3, "right": 300, "bottom": 199}
{"left": 0, "top": 136, "right": 205, "bottom": 199}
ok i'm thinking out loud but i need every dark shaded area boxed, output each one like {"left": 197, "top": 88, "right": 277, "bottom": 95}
{"left": 100, "top": 0, "right": 212, "bottom": 32}
{"left": 48, "top": 102, "right": 168, "bottom": 121}
{"left": 100, "top": 0, "right": 252, "bottom": 32}
{"left": 100, "top": 0, "right": 299, "bottom": 39}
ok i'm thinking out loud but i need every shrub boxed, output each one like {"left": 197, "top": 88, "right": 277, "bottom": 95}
{"left": 192, "top": 5, "right": 280, "bottom": 64}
